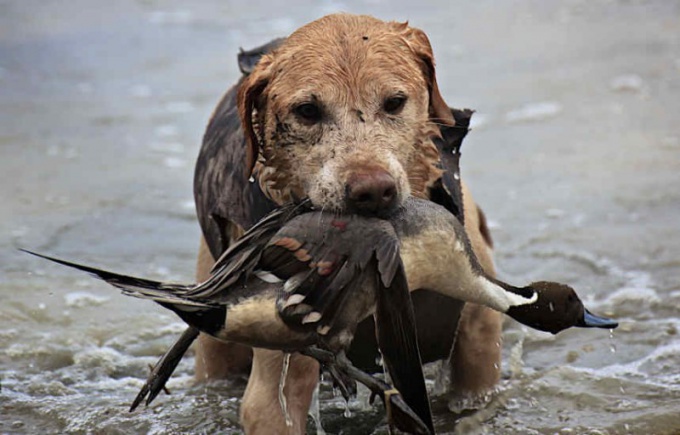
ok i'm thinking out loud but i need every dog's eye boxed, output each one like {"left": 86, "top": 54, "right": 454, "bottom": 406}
{"left": 383, "top": 95, "right": 407, "bottom": 115}
{"left": 294, "top": 103, "right": 323, "bottom": 123}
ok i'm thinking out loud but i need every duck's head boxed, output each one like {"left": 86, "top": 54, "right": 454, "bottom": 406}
{"left": 506, "top": 281, "right": 618, "bottom": 334}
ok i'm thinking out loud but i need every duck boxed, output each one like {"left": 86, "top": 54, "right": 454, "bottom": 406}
{"left": 24, "top": 200, "right": 437, "bottom": 435}
{"left": 23, "top": 197, "right": 618, "bottom": 434}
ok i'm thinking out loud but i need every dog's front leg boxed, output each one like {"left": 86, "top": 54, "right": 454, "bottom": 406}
{"left": 241, "top": 348, "right": 319, "bottom": 434}
{"left": 448, "top": 183, "right": 503, "bottom": 402}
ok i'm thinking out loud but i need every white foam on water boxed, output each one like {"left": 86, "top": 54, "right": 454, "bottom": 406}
{"left": 604, "top": 286, "right": 661, "bottom": 306}
{"left": 163, "top": 157, "right": 187, "bottom": 168}
{"left": 573, "top": 340, "right": 680, "bottom": 390}
{"left": 64, "top": 291, "right": 110, "bottom": 308}
{"left": 505, "top": 101, "right": 563, "bottom": 123}
{"left": 154, "top": 124, "right": 179, "bottom": 138}
{"left": 469, "top": 113, "right": 489, "bottom": 130}
{"left": 609, "top": 74, "right": 645, "bottom": 93}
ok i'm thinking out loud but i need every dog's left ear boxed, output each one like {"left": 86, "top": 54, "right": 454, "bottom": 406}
{"left": 237, "top": 54, "right": 274, "bottom": 178}
{"left": 398, "top": 24, "right": 455, "bottom": 126}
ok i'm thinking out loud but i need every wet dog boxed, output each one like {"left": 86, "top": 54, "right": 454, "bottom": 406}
{"left": 192, "top": 14, "right": 502, "bottom": 433}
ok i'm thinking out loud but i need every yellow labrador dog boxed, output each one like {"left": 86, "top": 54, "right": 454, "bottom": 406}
{"left": 193, "top": 13, "right": 501, "bottom": 433}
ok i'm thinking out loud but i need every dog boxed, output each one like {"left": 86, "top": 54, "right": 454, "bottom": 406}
{"left": 193, "top": 14, "right": 502, "bottom": 433}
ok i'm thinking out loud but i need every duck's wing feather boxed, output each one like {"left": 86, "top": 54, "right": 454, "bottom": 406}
{"left": 184, "top": 200, "right": 312, "bottom": 300}
{"left": 374, "top": 263, "right": 434, "bottom": 434}
{"left": 20, "top": 249, "right": 212, "bottom": 308}
{"left": 260, "top": 213, "right": 399, "bottom": 332}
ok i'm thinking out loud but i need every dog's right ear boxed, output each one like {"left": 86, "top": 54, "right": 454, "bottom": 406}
{"left": 237, "top": 55, "right": 273, "bottom": 178}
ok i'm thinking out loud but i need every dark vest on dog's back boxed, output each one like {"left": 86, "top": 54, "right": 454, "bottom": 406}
{"left": 193, "top": 38, "right": 474, "bottom": 370}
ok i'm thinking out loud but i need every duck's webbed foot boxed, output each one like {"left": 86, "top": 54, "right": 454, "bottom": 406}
{"left": 300, "top": 346, "right": 432, "bottom": 435}
{"left": 300, "top": 347, "right": 356, "bottom": 401}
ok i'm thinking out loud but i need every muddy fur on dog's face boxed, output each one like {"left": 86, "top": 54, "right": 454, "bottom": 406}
{"left": 237, "top": 14, "right": 455, "bottom": 211}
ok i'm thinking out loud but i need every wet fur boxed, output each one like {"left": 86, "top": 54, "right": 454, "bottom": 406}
{"left": 238, "top": 14, "right": 452, "bottom": 210}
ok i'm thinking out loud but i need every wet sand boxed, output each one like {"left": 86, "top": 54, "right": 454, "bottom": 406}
{"left": 2, "top": 0, "right": 679, "bottom": 433}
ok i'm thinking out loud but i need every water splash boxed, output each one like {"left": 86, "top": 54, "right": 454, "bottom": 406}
{"left": 343, "top": 400, "right": 352, "bottom": 418}
{"left": 278, "top": 353, "right": 293, "bottom": 427}
{"left": 308, "top": 382, "right": 326, "bottom": 435}
{"left": 609, "top": 329, "right": 617, "bottom": 354}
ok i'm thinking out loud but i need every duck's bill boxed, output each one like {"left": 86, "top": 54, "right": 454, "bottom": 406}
{"left": 578, "top": 309, "right": 619, "bottom": 329}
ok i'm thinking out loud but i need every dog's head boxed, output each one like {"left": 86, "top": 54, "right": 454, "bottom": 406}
{"left": 238, "top": 14, "right": 454, "bottom": 216}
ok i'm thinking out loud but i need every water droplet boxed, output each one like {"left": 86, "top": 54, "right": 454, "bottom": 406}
{"left": 453, "top": 172, "right": 460, "bottom": 180}
{"left": 375, "top": 355, "right": 383, "bottom": 367}
{"left": 343, "top": 402, "right": 352, "bottom": 418}
{"left": 309, "top": 382, "right": 325, "bottom": 434}
{"left": 249, "top": 176, "right": 255, "bottom": 183}
{"left": 493, "top": 363, "right": 499, "bottom": 370}
{"left": 278, "top": 353, "right": 293, "bottom": 427}
{"left": 609, "top": 329, "right": 617, "bottom": 353}
{"left": 620, "top": 386, "right": 626, "bottom": 394}
{"left": 548, "top": 302, "right": 554, "bottom": 312}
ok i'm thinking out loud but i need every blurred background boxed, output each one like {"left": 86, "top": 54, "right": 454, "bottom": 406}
{"left": 1, "top": 0, "right": 679, "bottom": 433}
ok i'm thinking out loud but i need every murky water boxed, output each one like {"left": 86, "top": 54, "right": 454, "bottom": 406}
{"left": 2, "top": 0, "right": 679, "bottom": 433}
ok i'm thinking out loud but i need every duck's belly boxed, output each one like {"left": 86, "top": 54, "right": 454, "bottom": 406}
{"left": 215, "top": 294, "right": 317, "bottom": 351}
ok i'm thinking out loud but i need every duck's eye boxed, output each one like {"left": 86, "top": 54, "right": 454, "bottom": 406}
{"left": 383, "top": 95, "right": 407, "bottom": 115}
{"left": 294, "top": 103, "right": 323, "bottom": 124}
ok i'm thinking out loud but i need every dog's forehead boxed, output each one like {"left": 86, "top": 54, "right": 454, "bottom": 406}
{"left": 264, "top": 15, "right": 427, "bottom": 101}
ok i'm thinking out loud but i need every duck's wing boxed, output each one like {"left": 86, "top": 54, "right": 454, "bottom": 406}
{"left": 184, "top": 200, "right": 312, "bottom": 300}
{"left": 265, "top": 212, "right": 433, "bottom": 431}
{"left": 260, "top": 213, "right": 399, "bottom": 333}
{"left": 374, "top": 263, "right": 434, "bottom": 434}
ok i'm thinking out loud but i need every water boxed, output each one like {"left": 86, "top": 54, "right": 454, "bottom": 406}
{"left": 279, "top": 353, "right": 294, "bottom": 428}
{"left": 2, "top": 0, "right": 680, "bottom": 433}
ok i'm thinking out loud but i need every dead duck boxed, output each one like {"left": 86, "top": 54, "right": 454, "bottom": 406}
{"left": 23, "top": 197, "right": 617, "bottom": 433}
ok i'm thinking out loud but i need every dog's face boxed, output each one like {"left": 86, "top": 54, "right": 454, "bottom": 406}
{"left": 238, "top": 14, "right": 454, "bottom": 215}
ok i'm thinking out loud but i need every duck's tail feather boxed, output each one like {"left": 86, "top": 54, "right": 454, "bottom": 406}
{"left": 20, "top": 249, "right": 209, "bottom": 308}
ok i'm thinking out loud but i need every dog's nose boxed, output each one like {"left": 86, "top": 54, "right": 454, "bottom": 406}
{"left": 346, "top": 170, "right": 398, "bottom": 215}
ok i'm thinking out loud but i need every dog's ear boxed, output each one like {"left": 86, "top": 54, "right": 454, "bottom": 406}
{"left": 237, "top": 55, "right": 273, "bottom": 178}
{"left": 398, "top": 23, "right": 455, "bottom": 126}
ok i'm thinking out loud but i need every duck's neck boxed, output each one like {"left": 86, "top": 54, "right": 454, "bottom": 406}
{"left": 472, "top": 276, "right": 538, "bottom": 312}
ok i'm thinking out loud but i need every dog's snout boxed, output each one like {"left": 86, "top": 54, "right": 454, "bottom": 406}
{"left": 346, "top": 170, "right": 398, "bottom": 216}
